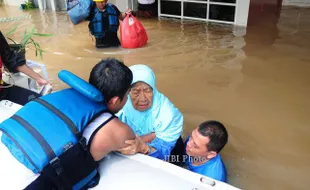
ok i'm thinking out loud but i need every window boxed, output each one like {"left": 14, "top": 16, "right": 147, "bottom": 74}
{"left": 184, "top": 3, "right": 208, "bottom": 19}
{"left": 159, "top": 0, "right": 237, "bottom": 24}
{"left": 209, "top": 4, "right": 236, "bottom": 22}
{"left": 210, "top": 0, "right": 236, "bottom": 3}
{"left": 161, "top": 1, "right": 182, "bottom": 16}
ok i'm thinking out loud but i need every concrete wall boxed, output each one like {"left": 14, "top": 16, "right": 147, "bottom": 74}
{"left": 4, "top": 0, "right": 136, "bottom": 11}
{"left": 48, "top": 0, "right": 66, "bottom": 11}
{"left": 236, "top": 0, "right": 251, "bottom": 26}
{"left": 35, "top": 0, "right": 66, "bottom": 11}
{"left": 111, "top": 0, "right": 137, "bottom": 12}
{"left": 3, "top": 0, "right": 24, "bottom": 6}
{"left": 4, "top": 0, "right": 66, "bottom": 10}
{"left": 283, "top": 0, "right": 310, "bottom": 7}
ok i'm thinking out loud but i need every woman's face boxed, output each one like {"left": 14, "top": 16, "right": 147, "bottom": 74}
{"left": 130, "top": 82, "right": 153, "bottom": 111}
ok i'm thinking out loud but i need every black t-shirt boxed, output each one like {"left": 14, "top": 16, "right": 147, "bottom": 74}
{"left": 100, "top": 4, "right": 121, "bottom": 31}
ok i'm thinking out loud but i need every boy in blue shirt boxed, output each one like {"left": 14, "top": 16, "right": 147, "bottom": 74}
{"left": 184, "top": 120, "right": 228, "bottom": 182}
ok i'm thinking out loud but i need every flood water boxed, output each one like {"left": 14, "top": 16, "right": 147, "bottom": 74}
{"left": 1, "top": 5, "right": 310, "bottom": 190}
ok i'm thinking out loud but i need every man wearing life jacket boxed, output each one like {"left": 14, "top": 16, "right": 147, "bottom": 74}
{"left": 0, "top": 31, "right": 49, "bottom": 105}
{"left": 0, "top": 58, "right": 154, "bottom": 190}
{"left": 88, "top": 0, "right": 131, "bottom": 48}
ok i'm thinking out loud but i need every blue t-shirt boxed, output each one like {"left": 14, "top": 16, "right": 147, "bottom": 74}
{"left": 184, "top": 138, "right": 227, "bottom": 182}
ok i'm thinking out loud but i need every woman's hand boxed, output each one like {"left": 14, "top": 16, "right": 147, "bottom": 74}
{"left": 36, "top": 77, "right": 50, "bottom": 86}
{"left": 17, "top": 64, "right": 51, "bottom": 86}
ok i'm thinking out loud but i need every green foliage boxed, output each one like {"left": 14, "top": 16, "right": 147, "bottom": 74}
{"left": 23, "top": 1, "right": 35, "bottom": 10}
{"left": 6, "top": 25, "right": 53, "bottom": 59}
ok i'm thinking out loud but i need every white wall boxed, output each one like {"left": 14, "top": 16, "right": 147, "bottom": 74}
{"left": 235, "top": 0, "right": 250, "bottom": 26}
{"left": 3, "top": 0, "right": 24, "bottom": 6}
{"left": 283, "top": 0, "right": 310, "bottom": 7}
{"left": 35, "top": 0, "right": 66, "bottom": 11}
{"left": 111, "top": 0, "right": 134, "bottom": 12}
{"left": 4, "top": 0, "right": 66, "bottom": 10}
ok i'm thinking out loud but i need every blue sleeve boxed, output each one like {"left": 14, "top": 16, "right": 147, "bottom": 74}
{"left": 189, "top": 153, "right": 227, "bottom": 183}
{"left": 116, "top": 110, "right": 138, "bottom": 133}
{"left": 153, "top": 109, "right": 183, "bottom": 143}
{"left": 147, "top": 137, "right": 177, "bottom": 160}
{"left": 201, "top": 163, "right": 227, "bottom": 183}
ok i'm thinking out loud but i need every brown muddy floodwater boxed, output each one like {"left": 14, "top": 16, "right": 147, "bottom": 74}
{"left": 1, "top": 5, "right": 310, "bottom": 190}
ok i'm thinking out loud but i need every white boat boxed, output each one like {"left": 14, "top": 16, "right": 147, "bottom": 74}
{"left": 0, "top": 61, "right": 240, "bottom": 190}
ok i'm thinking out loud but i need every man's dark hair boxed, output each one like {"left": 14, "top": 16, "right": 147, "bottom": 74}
{"left": 89, "top": 58, "right": 133, "bottom": 102}
{"left": 198, "top": 120, "right": 228, "bottom": 153}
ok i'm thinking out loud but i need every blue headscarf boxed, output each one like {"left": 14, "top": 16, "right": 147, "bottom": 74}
{"left": 117, "top": 64, "right": 183, "bottom": 159}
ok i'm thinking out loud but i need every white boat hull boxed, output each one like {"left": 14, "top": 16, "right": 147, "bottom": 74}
{"left": 95, "top": 152, "right": 240, "bottom": 190}
{"left": 0, "top": 100, "right": 22, "bottom": 123}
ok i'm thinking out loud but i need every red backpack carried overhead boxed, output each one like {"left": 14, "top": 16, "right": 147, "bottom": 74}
{"left": 120, "top": 14, "right": 148, "bottom": 49}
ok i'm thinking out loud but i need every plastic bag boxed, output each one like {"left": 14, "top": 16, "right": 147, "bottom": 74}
{"left": 66, "top": 0, "right": 92, "bottom": 25}
{"left": 120, "top": 14, "right": 148, "bottom": 49}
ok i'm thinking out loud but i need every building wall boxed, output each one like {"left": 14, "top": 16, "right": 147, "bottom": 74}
{"left": 4, "top": 0, "right": 66, "bottom": 10}
{"left": 236, "top": 0, "right": 251, "bottom": 26}
{"left": 36, "top": 0, "right": 66, "bottom": 11}
{"left": 111, "top": 0, "right": 137, "bottom": 12}
{"left": 3, "top": 0, "right": 24, "bottom": 6}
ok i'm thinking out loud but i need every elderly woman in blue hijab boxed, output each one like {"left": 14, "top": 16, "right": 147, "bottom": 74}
{"left": 116, "top": 64, "right": 183, "bottom": 160}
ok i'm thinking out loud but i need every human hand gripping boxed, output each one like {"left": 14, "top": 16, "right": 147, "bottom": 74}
{"left": 36, "top": 77, "right": 50, "bottom": 86}
{"left": 117, "top": 134, "right": 149, "bottom": 155}
{"left": 125, "top": 8, "right": 132, "bottom": 15}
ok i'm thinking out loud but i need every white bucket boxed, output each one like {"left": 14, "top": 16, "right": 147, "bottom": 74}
{"left": 2, "top": 60, "right": 52, "bottom": 96}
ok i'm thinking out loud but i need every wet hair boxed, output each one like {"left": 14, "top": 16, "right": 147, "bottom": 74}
{"left": 198, "top": 120, "right": 228, "bottom": 153}
{"left": 89, "top": 58, "right": 133, "bottom": 102}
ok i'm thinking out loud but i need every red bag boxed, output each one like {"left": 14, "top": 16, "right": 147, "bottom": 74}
{"left": 120, "top": 14, "right": 148, "bottom": 49}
